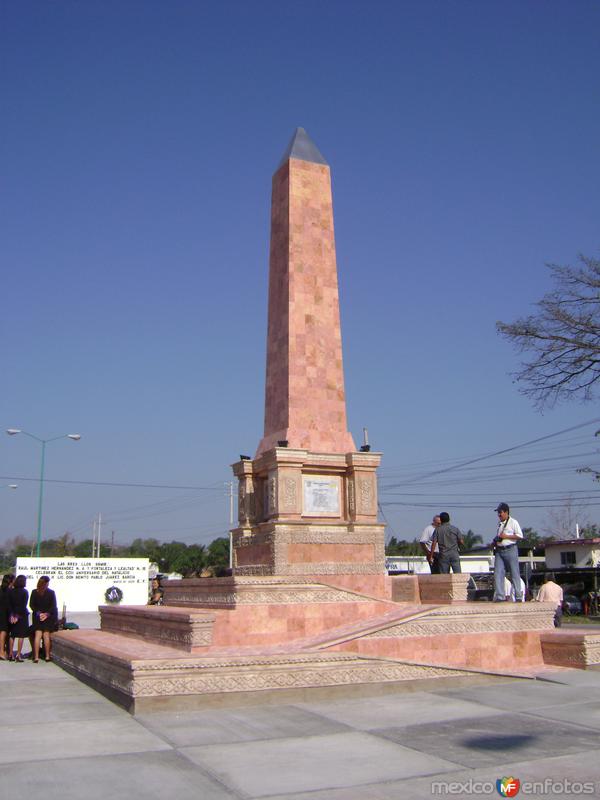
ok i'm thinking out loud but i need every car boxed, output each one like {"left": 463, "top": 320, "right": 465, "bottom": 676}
{"left": 467, "top": 573, "right": 494, "bottom": 601}
{"left": 562, "top": 594, "right": 583, "bottom": 615}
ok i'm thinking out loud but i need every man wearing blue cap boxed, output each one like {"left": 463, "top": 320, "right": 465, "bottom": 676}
{"left": 493, "top": 502, "right": 524, "bottom": 602}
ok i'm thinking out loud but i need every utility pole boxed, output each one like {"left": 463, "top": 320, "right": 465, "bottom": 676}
{"left": 97, "top": 512, "right": 102, "bottom": 557}
{"left": 111, "top": 530, "right": 115, "bottom": 556}
{"left": 226, "top": 481, "right": 234, "bottom": 570}
{"left": 91, "top": 517, "right": 97, "bottom": 558}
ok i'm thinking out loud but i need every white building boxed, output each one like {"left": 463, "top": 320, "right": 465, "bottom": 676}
{"left": 544, "top": 538, "right": 600, "bottom": 570}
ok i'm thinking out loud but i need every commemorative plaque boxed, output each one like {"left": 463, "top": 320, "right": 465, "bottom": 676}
{"left": 303, "top": 476, "right": 341, "bottom": 516}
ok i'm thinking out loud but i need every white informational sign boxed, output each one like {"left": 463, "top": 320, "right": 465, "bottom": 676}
{"left": 16, "top": 557, "right": 150, "bottom": 613}
{"left": 303, "top": 476, "right": 340, "bottom": 516}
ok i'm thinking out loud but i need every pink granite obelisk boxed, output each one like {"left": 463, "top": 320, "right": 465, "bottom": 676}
{"left": 256, "top": 128, "right": 356, "bottom": 457}
{"left": 232, "top": 129, "right": 384, "bottom": 582}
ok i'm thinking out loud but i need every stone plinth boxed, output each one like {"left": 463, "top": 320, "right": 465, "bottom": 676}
{"left": 232, "top": 448, "right": 385, "bottom": 577}
{"left": 390, "top": 576, "right": 420, "bottom": 603}
{"left": 540, "top": 629, "right": 600, "bottom": 669}
{"left": 418, "top": 573, "right": 470, "bottom": 604}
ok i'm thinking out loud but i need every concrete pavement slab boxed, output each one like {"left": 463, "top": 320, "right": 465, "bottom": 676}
{"left": 1, "top": 694, "right": 124, "bottom": 723}
{"left": 0, "top": 675, "right": 99, "bottom": 701}
{"left": 136, "top": 703, "right": 351, "bottom": 747}
{"left": 374, "top": 711, "right": 600, "bottom": 769}
{"left": 0, "top": 716, "right": 171, "bottom": 765}
{"left": 436, "top": 679, "right": 600, "bottom": 711}
{"left": 524, "top": 699, "right": 600, "bottom": 731}
{"left": 264, "top": 749, "right": 600, "bottom": 800}
{"left": 538, "top": 668, "right": 600, "bottom": 688}
{"left": 298, "top": 690, "right": 500, "bottom": 730}
{"left": 0, "top": 751, "right": 238, "bottom": 800}
{"left": 180, "top": 730, "right": 460, "bottom": 796}
{"left": 4, "top": 649, "right": 600, "bottom": 800}
{"left": 0, "top": 660, "right": 75, "bottom": 684}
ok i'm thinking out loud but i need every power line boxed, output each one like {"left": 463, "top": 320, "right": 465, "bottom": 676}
{"left": 0, "top": 475, "right": 225, "bottom": 491}
{"left": 382, "top": 417, "right": 600, "bottom": 488}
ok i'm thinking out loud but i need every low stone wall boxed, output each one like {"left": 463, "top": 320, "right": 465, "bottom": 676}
{"left": 540, "top": 630, "right": 600, "bottom": 669}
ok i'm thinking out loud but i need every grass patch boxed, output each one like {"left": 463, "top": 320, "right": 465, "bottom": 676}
{"left": 562, "top": 615, "right": 600, "bottom": 625}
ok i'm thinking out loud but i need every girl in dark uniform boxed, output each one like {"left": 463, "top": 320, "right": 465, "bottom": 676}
{"left": 0, "top": 573, "right": 15, "bottom": 659}
{"left": 8, "top": 574, "right": 29, "bottom": 662}
{"left": 30, "top": 576, "right": 58, "bottom": 663}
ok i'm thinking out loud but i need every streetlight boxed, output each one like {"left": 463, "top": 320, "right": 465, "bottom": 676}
{"left": 6, "top": 428, "right": 81, "bottom": 557}
{"left": 1, "top": 484, "right": 18, "bottom": 490}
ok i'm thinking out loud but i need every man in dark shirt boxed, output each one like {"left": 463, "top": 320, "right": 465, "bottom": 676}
{"left": 431, "top": 511, "right": 463, "bottom": 573}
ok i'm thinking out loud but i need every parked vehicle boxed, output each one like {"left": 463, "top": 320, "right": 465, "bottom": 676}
{"left": 467, "top": 573, "right": 494, "bottom": 601}
{"left": 562, "top": 594, "right": 583, "bottom": 615}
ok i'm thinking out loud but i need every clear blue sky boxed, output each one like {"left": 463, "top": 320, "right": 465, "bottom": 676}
{"left": 2, "top": 1, "right": 600, "bottom": 549}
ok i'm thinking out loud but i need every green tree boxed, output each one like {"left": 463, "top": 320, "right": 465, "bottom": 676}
{"left": 385, "top": 538, "right": 421, "bottom": 556}
{"left": 157, "top": 541, "right": 205, "bottom": 576}
{"left": 521, "top": 527, "right": 542, "bottom": 548}
{"left": 385, "top": 536, "right": 400, "bottom": 555}
{"left": 206, "top": 537, "right": 230, "bottom": 575}
{"left": 497, "top": 255, "right": 600, "bottom": 409}
{"left": 126, "top": 538, "right": 162, "bottom": 563}
{"left": 461, "top": 530, "right": 483, "bottom": 551}
{"left": 73, "top": 539, "right": 94, "bottom": 557}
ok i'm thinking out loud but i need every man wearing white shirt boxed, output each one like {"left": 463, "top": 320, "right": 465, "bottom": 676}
{"left": 493, "top": 502, "right": 523, "bottom": 602}
{"left": 420, "top": 515, "right": 441, "bottom": 574}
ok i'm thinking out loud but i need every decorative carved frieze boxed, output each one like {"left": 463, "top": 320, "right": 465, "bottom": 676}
{"left": 281, "top": 476, "right": 299, "bottom": 512}
{"left": 357, "top": 476, "right": 374, "bottom": 515}
{"left": 130, "top": 661, "right": 468, "bottom": 697}
{"left": 238, "top": 481, "right": 247, "bottom": 523}
{"left": 267, "top": 475, "right": 277, "bottom": 516}
{"left": 164, "top": 586, "right": 371, "bottom": 605}
{"left": 283, "top": 562, "right": 383, "bottom": 575}
{"left": 347, "top": 478, "right": 355, "bottom": 518}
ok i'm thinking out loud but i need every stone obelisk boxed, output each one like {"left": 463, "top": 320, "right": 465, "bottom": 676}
{"left": 256, "top": 128, "right": 356, "bottom": 456}
{"left": 232, "top": 129, "right": 385, "bottom": 584}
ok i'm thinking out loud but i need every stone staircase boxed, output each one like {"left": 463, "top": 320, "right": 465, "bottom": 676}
{"left": 51, "top": 573, "right": 567, "bottom": 712}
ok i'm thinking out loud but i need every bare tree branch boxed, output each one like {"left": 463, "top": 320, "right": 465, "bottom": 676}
{"left": 497, "top": 254, "right": 600, "bottom": 409}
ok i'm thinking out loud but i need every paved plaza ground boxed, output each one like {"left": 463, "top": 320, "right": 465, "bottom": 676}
{"left": 1, "top": 612, "right": 599, "bottom": 799}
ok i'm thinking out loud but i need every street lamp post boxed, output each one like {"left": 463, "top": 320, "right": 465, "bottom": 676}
{"left": 6, "top": 429, "right": 81, "bottom": 557}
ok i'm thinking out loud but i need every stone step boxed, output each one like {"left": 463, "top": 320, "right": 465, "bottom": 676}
{"left": 99, "top": 605, "right": 216, "bottom": 652}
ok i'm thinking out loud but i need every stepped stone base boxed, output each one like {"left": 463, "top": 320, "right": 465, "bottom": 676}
{"left": 52, "top": 576, "right": 562, "bottom": 713}
{"left": 53, "top": 629, "right": 474, "bottom": 713}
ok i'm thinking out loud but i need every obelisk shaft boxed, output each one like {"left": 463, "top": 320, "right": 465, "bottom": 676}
{"left": 256, "top": 129, "right": 356, "bottom": 456}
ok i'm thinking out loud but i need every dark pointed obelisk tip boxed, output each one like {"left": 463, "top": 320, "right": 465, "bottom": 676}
{"left": 277, "top": 127, "right": 328, "bottom": 169}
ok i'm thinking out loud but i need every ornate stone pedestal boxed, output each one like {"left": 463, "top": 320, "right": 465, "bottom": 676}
{"left": 232, "top": 447, "right": 385, "bottom": 579}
